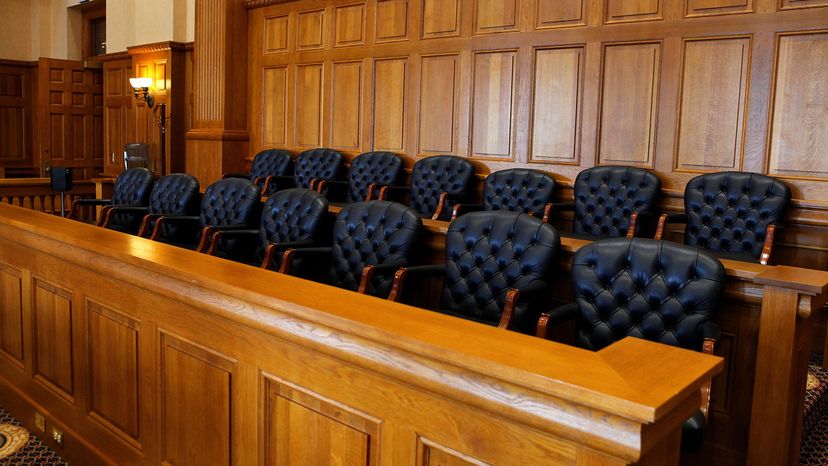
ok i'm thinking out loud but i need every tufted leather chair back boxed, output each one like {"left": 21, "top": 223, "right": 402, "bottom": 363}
{"left": 442, "top": 211, "right": 560, "bottom": 332}
{"left": 328, "top": 201, "right": 422, "bottom": 297}
{"left": 110, "top": 168, "right": 156, "bottom": 231}
{"left": 410, "top": 156, "right": 475, "bottom": 220}
{"left": 347, "top": 152, "right": 404, "bottom": 202}
{"left": 199, "top": 178, "right": 261, "bottom": 229}
{"left": 294, "top": 148, "right": 344, "bottom": 189}
{"left": 683, "top": 172, "right": 791, "bottom": 260}
{"left": 483, "top": 169, "right": 555, "bottom": 216}
{"left": 572, "top": 166, "right": 661, "bottom": 238}
{"left": 251, "top": 149, "right": 292, "bottom": 194}
{"left": 571, "top": 238, "right": 725, "bottom": 351}
{"left": 259, "top": 189, "right": 329, "bottom": 252}
{"left": 147, "top": 174, "right": 201, "bottom": 240}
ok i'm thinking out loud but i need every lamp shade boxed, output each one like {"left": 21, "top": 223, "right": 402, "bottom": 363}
{"left": 129, "top": 77, "right": 153, "bottom": 89}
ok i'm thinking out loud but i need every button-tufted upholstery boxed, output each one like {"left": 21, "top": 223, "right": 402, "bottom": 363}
{"left": 346, "top": 152, "right": 404, "bottom": 202}
{"left": 682, "top": 172, "right": 790, "bottom": 261}
{"left": 410, "top": 156, "right": 475, "bottom": 220}
{"left": 142, "top": 174, "right": 201, "bottom": 240}
{"left": 327, "top": 201, "right": 422, "bottom": 297}
{"left": 258, "top": 188, "right": 328, "bottom": 257}
{"left": 250, "top": 149, "right": 292, "bottom": 195}
{"left": 572, "top": 166, "right": 661, "bottom": 238}
{"left": 483, "top": 169, "right": 555, "bottom": 216}
{"left": 199, "top": 178, "right": 261, "bottom": 229}
{"left": 109, "top": 168, "right": 156, "bottom": 232}
{"left": 441, "top": 211, "right": 560, "bottom": 333}
{"left": 294, "top": 148, "right": 344, "bottom": 190}
{"left": 570, "top": 238, "right": 725, "bottom": 351}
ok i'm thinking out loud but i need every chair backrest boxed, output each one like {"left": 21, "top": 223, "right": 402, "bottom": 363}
{"left": 250, "top": 149, "right": 293, "bottom": 194}
{"left": 441, "top": 211, "right": 560, "bottom": 332}
{"left": 328, "top": 201, "right": 422, "bottom": 297}
{"left": 409, "top": 155, "right": 475, "bottom": 220}
{"left": 347, "top": 152, "right": 404, "bottom": 203}
{"left": 572, "top": 166, "right": 661, "bottom": 238}
{"left": 110, "top": 168, "right": 156, "bottom": 231}
{"left": 570, "top": 238, "right": 725, "bottom": 351}
{"left": 683, "top": 172, "right": 791, "bottom": 260}
{"left": 259, "top": 188, "right": 329, "bottom": 252}
{"left": 483, "top": 169, "right": 555, "bottom": 216}
{"left": 147, "top": 173, "right": 201, "bottom": 240}
{"left": 199, "top": 178, "right": 261, "bottom": 228}
{"left": 294, "top": 148, "right": 344, "bottom": 189}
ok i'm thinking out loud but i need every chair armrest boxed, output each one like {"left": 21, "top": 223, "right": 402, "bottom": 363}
{"left": 699, "top": 320, "right": 720, "bottom": 419}
{"left": 204, "top": 229, "right": 259, "bottom": 255}
{"left": 101, "top": 206, "right": 151, "bottom": 229}
{"left": 279, "top": 247, "right": 333, "bottom": 275}
{"left": 536, "top": 302, "right": 580, "bottom": 339}
{"left": 377, "top": 185, "right": 410, "bottom": 201}
{"left": 317, "top": 179, "right": 349, "bottom": 201}
{"left": 387, "top": 264, "right": 446, "bottom": 302}
{"left": 498, "top": 281, "right": 549, "bottom": 330}
{"left": 451, "top": 203, "right": 484, "bottom": 221}
{"left": 268, "top": 175, "right": 295, "bottom": 191}
{"left": 149, "top": 215, "right": 201, "bottom": 242}
{"left": 626, "top": 210, "right": 656, "bottom": 239}
{"left": 760, "top": 223, "right": 781, "bottom": 265}
{"left": 260, "top": 240, "right": 317, "bottom": 269}
{"left": 358, "top": 263, "right": 406, "bottom": 294}
{"left": 655, "top": 213, "right": 688, "bottom": 240}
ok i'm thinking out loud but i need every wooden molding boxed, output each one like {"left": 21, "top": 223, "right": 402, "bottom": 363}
{"left": 96, "top": 51, "right": 131, "bottom": 62}
{"left": 127, "top": 41, "right": 194, "bottom": 55}
{"left": 246, "top": 0, "right": 301, "bottom": 9}
{"left": 0, "top": 59, "right": 38, "bottom": 67}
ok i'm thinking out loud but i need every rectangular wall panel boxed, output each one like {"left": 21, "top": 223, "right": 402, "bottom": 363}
{"left": 263, "top": 67, "right": 288, "bottom": 146}
{"left": 88, "top": 301, "right": 140, "bottom": 444}
{"left": 530, "top": 47, "right": 583, "bottom": 163}
{"left": 373, "top": 58, "right": 407, "bottom": 151}
{"left": 161, "top": 333, "right": 233, "bottom": 466}
{"left": 685, "top": 0, "right": 753, "bottom": 16}
{"left": 0, "top": 108, "right": 25, "bottom": 162}
{"left": 605, "top": 0, "right": 662, "bottom": 23}
{"left": 295, "top": 64, "right": 324, "bottom": 147}
{"left": 471, "top": 51, "right": 516, "bottom": 159}
{"left": 418, "top": 55, "right": 459, "bottom": 154}
{"left": 536, "top": 0, "right": 584, "bottom": 28}
{"left": 676, "top": 37, "right": 750, "bottom": 171}
{"left": 331, "top": 61, "right": 363, "bottom": 150}
{"left": 780, "top": 0, "right": 828, "bottom": 9}
{"left": 475, "top": 0, "right": 519, "bottom": 34}
{"left": 598, "top": 42, "right": 661, "bottom": 167}
{"left": 298, "top": 9, "right": 325, "bottom": 50}
{"left": 422, "top": 0, "right": 460, "bottom": 38}
{"left": 375, "top": 0, "right": 409, "bottom": 42}
{"left": 769, "top": 32, "right": 828, "bottom": 179}
{"left": 334, "top": 3, "right": 366, "bottom": 47}
{"left": 0, "top": 264, "right": 23, "bottom": 365}
{"left": 417, "top": 437, "right": 489, "bottom": 466}
{"left": 264, "top": 15, "right": 289, "bottom": 53}
{"left": 32, "top": 278, "right": 74, "bottom": 401}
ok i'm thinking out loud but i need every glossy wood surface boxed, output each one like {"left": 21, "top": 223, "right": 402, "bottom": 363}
{"left": 0, "top": 204, "right": 720, "bottom": 466}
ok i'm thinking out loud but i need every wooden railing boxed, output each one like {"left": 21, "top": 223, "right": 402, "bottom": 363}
{"left": 0, "top": 178, "right": 98, "bottom": 223}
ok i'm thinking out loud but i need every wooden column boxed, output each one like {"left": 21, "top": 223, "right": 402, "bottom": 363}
{"left": 185, "top": 0, "right": 250, "bottom": 185}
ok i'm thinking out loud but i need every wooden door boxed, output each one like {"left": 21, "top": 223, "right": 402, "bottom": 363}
{"left": 37, "top": 58, "right": 103, "bottom": 180}
{"left": 102, "top": 57, "right": 135, "bottom": 177}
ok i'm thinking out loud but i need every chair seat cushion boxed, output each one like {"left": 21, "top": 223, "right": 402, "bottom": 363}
{"left": 705, "top": 249, "right": 759, "bottom": 264}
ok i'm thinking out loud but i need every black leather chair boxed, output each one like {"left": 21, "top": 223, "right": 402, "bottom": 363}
{"left": 283, "top": 148, "right": 344, "bottom": 192}
{"left": 147, "top": 178, "right": 261, "bottom": 253}
{"left": 389, "top": 211, "right": 560, "bottom": 334}
{"left": 380, "top": 155, "right": 475, "bottom": 221}
{"left": 655, "top": 171, "right": 791, "bottom": 265}
{"left": 322, "top": 151, "right": 404, "bottom": 203}
{"left": 224, "top": 149, "right": 293, "bottom": 196}
{"left": 279, "top": 201, "right": 423, "bottom": 299}
{"left": 536, "top": 238, "right": 725, "bottom": 451}
{"left": 101, "top": 174, "right": 200, "bottom": 240}
{"left": 556, "top": 166, "right": 661, "bottom": 240}
{"left": 205, "top": 188, "right": 329, "bottom": 270}
{"left": 69, "top": 168, "right": 155, "bottom": 232}
{"left": 452, "top": 168, "right": 555, "bottom": 222}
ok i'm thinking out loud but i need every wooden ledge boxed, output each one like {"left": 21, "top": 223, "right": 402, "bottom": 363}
{"left": 754, "top": 265, "right": 828, "bottom": 296}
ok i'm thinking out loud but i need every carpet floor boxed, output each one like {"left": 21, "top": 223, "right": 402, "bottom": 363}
{"left": 0, "top": 408, "right": 68, "bottom": 465}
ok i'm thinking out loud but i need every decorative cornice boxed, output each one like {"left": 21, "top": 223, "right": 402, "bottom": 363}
{"left": 127, "top": 41, "right": 194, "bottom": 55}
{"left": 246, "top": 0, "right": 301, "bottom": 9}
{"left": 0, "top": 58, "right": 38, "bottom": 67}
{"left": 96, "top": 51, "right": 131, "bottom": 62}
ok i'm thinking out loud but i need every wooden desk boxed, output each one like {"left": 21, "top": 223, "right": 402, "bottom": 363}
{"left": 0, "top": 205, "right": 719, "bottom": 466}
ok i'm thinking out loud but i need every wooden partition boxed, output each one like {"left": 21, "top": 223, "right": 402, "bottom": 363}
{"left": 0, "top": 204, "right": 722, "bottom": 466}
{"left": 0, "top": 178, "right": 97, "bottom": 222}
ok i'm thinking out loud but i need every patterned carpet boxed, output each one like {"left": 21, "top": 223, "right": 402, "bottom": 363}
{"left": 0, "top": 408, "right": 68, "bottom": 465}
{"left": 800, "top": 354, "right": 828, "bottom": 466}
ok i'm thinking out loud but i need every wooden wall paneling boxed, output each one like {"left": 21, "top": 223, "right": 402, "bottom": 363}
{"left": 264, "top": 15, "right": 290, "bottom": 54}
{"left": 604, "top": 0, "right": 663, "bottom": 23}
{"left": 597, "top": 42, "right": 661, "bottom": 168}
{"left": 685, "top": 0, "right": 754, "bottom": 17}
{"left": 418, "top": 54, "right": 460, "bottom": 156}
{"left": 331, "top": 60, "right": 364, "bottom": 151}
{"left": 372, "top": 57, "right": 408, "bottom": 152}
{"left": 767, "top": 31, "right": 828, "bottom": 180}
{"left": 87, "top": 300, "right": 141, "bottom": 447}
{"left": 295, "top": 63, "right": 325, "bottom": 148}
{"left": 31, "top": 277, "right": 75, "bottom": 402}
{"left": 422, "top": 0, "right": 461, "bottom": 38}
{"left": 674, "top": 36, "right": 751, "bottom": 172}
{"left": 536, "top": 0, "right": 585, "bottom": 29}
{"left": 160, "top": 331, "right": 234, "bottom": 466}
{"left": 474, "top": 0, "right": 519, "bottom": 35}
{"left": 780, "top": 0, "right": 828, "bottom": 9}
{"left": 298, "top": 9, "right": 326, "bottom": 50}
{"left": 417, "top": 436, "right": 489, "bottom": 466}
{"left": 264, "top": 374, "right": 381, "bottom": 466}
{"left": 529, "top": 46, "right": 584, "bottom": 164}
{"left": 470, "top": 50, "right": 517, "bottom": 160}
{"left": 0, "top": 63, "right": 34, "bottom": 170}
{"left": 0, "top": 263, "right": 24, "bottom": 367}
{"left": 263, "top": 66, "right": 289, "bottom": 147}
{"left": 334, "top": 3, "right": 366, "bottom": 47}
{"left": 101, "top": 55, "right": 135, "bottom": 177}
{"left": 375, "top": 0, "right": 409, "bottom": 43}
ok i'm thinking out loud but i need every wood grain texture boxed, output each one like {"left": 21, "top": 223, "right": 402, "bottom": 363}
{"left": 263, "top": 67, "right": 288, "bottom": 146}
{"left": 418, "top": 55, "right": 459, "bottom": 154}
{"left": 605, "top": 0, "right": 662, "bottom": 23}
{"left": 598, "top": 42, "right": 661, "bottom": 167}
{"left": 331, "top": 61, "right": 363, "bottom": 150}
{"left": 295, "top": 63, "right": 324, "bottom": 147}
{"left": 373, "top": 58, "right": 407, "bottom": 151}
{"left": 375, "top": 0, "right": 409, "bottom": 42}
{"left": 0, "top": 64, "right": 33, "bottom": 169}
{"left": 264, "top": 15, "right": 290, "bottom": 53}
{"left": 685, "top": 0, "right": 753, "bottom": 17}
{"left": 334, "top": 3, "right": 366, "bottom": 47}
{"left": 0, "top": 264, "right": 23, "bottom": 365}
{"left": 471, "top": 51, "right": 516, "bottom": 160}
{"left": 536, "top": 0, "right": 584, "bottom": 28}
{"left": 32, "top": 278, "right": 74, "bottom": 401}
{"left": 675, "top": 37, "right": 750, "bottom": 172}
{"left": 780, "top": 0, "right": 828, "bottom": 9}
{"left": 298, "top": 9, "right": 325, "bottom": 50}
{"left": 102, "top": 58, "right": 134, "bottom": 176}
{"left": 475, "top": 0, "right": 519, "bottom": 34}
{"left": 417, "top": 436, "right": 490, "bottom": 466}
{"left": 422, "top": 0, "right": 460, "bottom": 38}
{"left": 530, "top": 47, "right": 583, "bottom": 164}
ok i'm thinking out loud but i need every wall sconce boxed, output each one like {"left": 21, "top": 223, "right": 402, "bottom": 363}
{"left": 129, "top": 77, "right": 169, "bottom": 174}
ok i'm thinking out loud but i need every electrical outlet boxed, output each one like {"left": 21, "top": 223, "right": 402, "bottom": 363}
{"left": 34, "top": 412, "right": 45, "bottom": 432}
{"left": 51, "top": 427, "right": 64, "bottom": 447}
